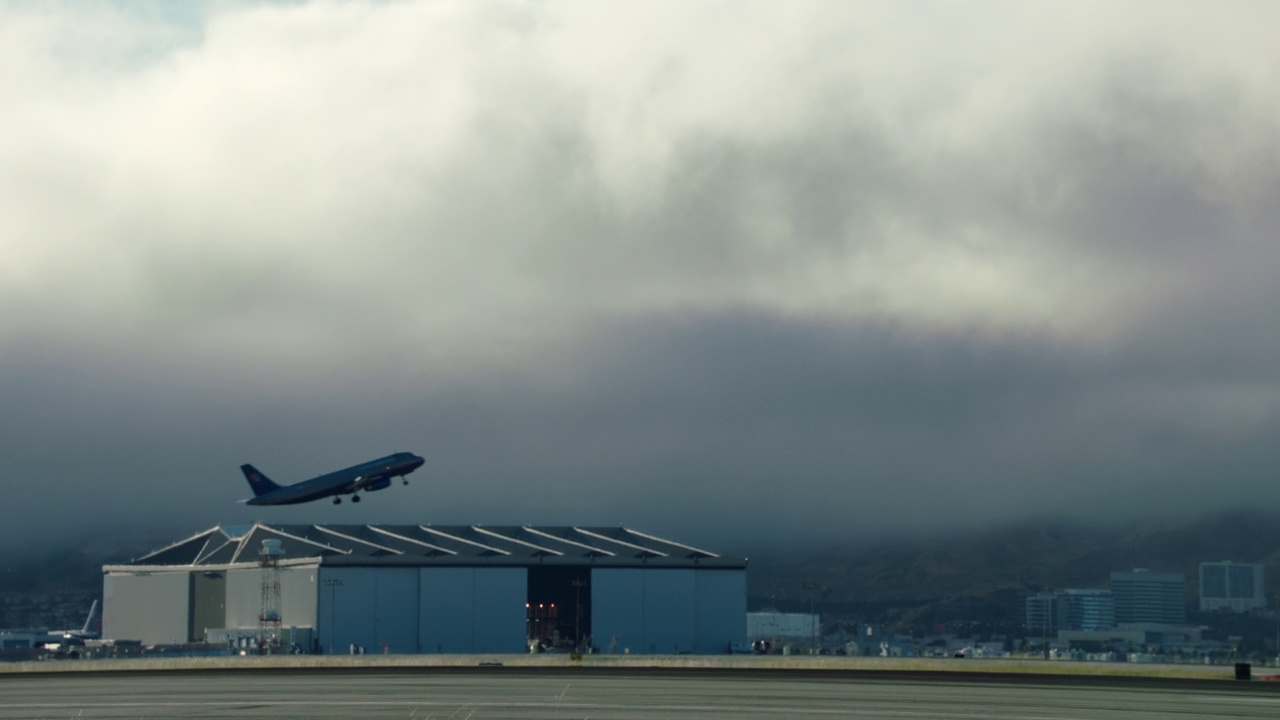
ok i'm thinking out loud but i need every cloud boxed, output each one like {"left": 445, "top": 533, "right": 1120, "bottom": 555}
{"left": 2, "top": 1, "right": 1279, "bottom": 550}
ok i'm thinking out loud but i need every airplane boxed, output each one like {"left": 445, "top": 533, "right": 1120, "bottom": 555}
{"left": 57, "top": 599, "right": 99, "bottom": 641}
{"left": 240, "top": 452, "right": 425, "bottom": 506}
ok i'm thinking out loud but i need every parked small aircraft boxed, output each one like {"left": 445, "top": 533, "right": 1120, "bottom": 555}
{"left": 52, "top": 600, "right": 99, "bottom": 641}
{"left": 240, "top": 452, "right": 425, "bottom": 506}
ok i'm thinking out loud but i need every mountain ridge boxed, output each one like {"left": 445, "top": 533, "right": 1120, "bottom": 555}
{"left": 748, "top": 508, "right": 1280, "bottom": 607}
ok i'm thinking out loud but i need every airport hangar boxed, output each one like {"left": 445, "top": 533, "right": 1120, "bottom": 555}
{"left": 103, "top": 523, "right": 748, "bottom": 654}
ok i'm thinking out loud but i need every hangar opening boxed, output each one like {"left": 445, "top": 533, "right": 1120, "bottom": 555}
{"left": 104, "top": 523, "right": 746, "bottom": 655}
{"left": 527, "top": 565, "right": 591, "bottom": 650}
{"left": 190, "top": 570, "right": 225, "bottom": 642}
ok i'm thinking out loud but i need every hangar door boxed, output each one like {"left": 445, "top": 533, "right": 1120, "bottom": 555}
{"left": 316, "top": 566, "right": 528, "bottom": 654}
{"left": 419, "top": 567, "right": 527, "bottom": 653}
{"left": 591, "top": 568, "right": 746, "bottom": 654}
{"left": 527, "top": 565, "right": 591, "bottom": 650}
{"left": 315, "top": 567, "right": 419, "bottom": 654}
{"left": 103, "top": 571, "right": 191, "bottom": 645}
{"left": 190, "top": 571, "right": 225, "bottom": 642}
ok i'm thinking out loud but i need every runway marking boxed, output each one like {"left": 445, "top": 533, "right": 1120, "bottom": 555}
{"left": 1213, "top": 695, "right": 1280, "bottom": 705}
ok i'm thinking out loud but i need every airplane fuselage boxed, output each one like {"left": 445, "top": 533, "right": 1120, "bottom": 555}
{"left": 242, "top": 452, "right": 425, "bottom": 506}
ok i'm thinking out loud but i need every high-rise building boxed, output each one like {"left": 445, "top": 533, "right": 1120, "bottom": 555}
{"left": 1110, "top": 569, "right": 1185, "bottom": 625}
{"left": 1024, "top": 589, "right": 1115, "bottom": 633}
{"left": 1059, "top": 589, "right": 1114, "bottom": 631}
{"left": 1025, "top": 592, "right": 1058, "bottom": 633}
{"left": 1199, "top": 561, "right": 1265, "bottom": 612}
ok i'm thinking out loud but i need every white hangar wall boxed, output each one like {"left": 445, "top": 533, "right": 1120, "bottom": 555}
{"left": 592, "top": 568, "right": 746, "bottom": 654}
{"left": 103, "top": 571, "right": 191, "bottom": 645}
{"left": 224, "top": 565, "right": 319, "bottom": 635}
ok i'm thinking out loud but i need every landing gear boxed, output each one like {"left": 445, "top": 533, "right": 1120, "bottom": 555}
{"left": 333, "top": 497, "right": 341, "bottom": 505}
{"left": 402, "top": 478, "right": 409, "bottom": 485}
{"left": 352, "top": 495, "right": 361, "bottom": 503}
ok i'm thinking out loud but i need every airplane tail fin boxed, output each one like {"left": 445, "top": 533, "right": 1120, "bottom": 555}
{"left": 241, "top": 464, "right": 281, "bottom": 497}
{"left": 82, "top": 599, "right": 98, "bottom": 634}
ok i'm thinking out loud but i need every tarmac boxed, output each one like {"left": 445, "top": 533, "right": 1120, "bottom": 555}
{"left": 0, "top": 651, "right": 1270, "bottom": 679}
{"left": 2, "top": 656, "right": 1280, "bottom": 719}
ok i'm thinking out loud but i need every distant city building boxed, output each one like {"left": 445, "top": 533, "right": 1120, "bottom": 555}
{"left": 1199, "top": 561, "right": 1265, "bottom": 613}
{"left": 1058, "top": 624, "right": 1206, "bottom": 651}
{"left": 1024, "top": 593, "right": 1058, "bottom": 633}
{"left": 747, "top": 612, "right": 820, "bottom": 645}
{"left": 1110, "top": 569, "right": 1186, "bottom": 625}
{"left": 1059, "top": 589, "right": 1114, "bottom": 631}
{"left": 1024, "top": 589, "right": 1114, "bottom": 633}
{"left": 0, "top": 629, "right": 47, "bottom": 650}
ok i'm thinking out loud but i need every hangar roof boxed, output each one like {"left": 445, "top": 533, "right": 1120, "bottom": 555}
{"left": 115, "top": 524, "right": 746, "bottom": 570}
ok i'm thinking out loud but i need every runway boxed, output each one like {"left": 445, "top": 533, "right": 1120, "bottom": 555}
{"left": 2, "top": 667, "right": 1279, "bottom": 719}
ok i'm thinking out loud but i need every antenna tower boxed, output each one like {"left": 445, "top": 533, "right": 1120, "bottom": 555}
{"left": 258, "top": 539, "right": 284, "bottom": 653}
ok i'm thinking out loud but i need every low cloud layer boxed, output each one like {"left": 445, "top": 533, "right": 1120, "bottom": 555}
{"left": 2, "top": 1, "right": 1278, "bottom": 552}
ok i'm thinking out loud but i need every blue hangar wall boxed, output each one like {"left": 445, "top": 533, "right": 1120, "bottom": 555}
{"left": 319, "top": 566, "right": 528, "bottom": 654}
{"left": 317, "top": 566, "right": 746, "bottom": 654}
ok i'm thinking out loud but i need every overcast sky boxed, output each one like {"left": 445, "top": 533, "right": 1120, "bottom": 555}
{"left": 2, "top": 0, "right": 1278, "bottom": 554}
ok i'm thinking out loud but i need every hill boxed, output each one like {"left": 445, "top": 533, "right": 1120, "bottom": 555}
{"left": 748, "top": 509, "right": 1280, "bottom": 611}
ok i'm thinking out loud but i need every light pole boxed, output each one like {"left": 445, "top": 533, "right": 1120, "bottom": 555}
{"left": 570, "top": 578, "right": 586, "bottom": 652}
{"left": 1042, "top": 598, "right": 1049, "bottom": 660}
{"left": 1041, "top": 589, "right": 1054, "bottom": 661}
{"left": 323, "top": 578, "right": 343, "bottom": 655}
